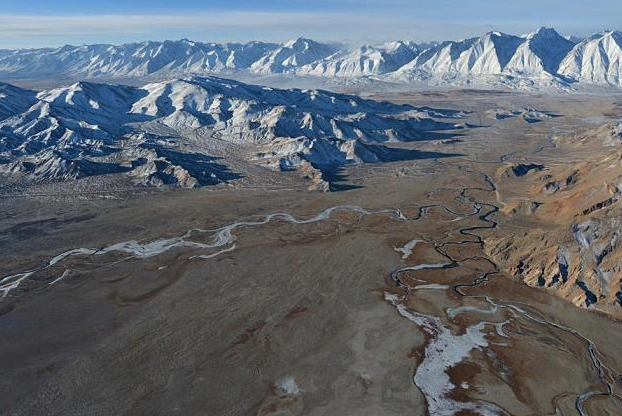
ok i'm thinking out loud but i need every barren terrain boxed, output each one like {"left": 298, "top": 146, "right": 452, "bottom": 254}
{"left": 2, "top": 90, "right": 622, "bottom": 416}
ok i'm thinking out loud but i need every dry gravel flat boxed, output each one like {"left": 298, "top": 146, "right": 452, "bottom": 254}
{"left": 2, "top": 91, "right": 622, "bottom": 416}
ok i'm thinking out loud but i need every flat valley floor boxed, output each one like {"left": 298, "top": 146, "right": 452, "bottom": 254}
{"left": 2, "top": 90, "right": 622, "bottom": 416}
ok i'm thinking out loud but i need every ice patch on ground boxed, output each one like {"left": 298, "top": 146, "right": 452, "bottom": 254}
{"left": 394, "top": 239, "right": 424, "bottom": 260}
{"left": 276, "top": 376, "right": 300, "bottom": 396}
{"left": 385, "top": 292, "right": 506, "bottom": 416}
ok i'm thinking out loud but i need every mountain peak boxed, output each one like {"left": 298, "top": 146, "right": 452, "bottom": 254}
{"left": 604, "top": 30, "right": 622, "bottom": 38}
{"left": 527, "top": 27, "right": 563, "bottom": 40}
{"left": 381, "top": 40, "right": 413, "bottom": 52}
{"left": 284, "top": 37, "right": 317, "bottom": 49}
{"left": 558, "top": 29, "right": 622, "bottom": 85}
{"left": 536, "top": 26, "right": 557, "bottom": 34}
{"left": 486, "top": 31, "right": 505, "bottom": 38}
{"left": 177, "top": 38, "right": 196, "bottom": 46}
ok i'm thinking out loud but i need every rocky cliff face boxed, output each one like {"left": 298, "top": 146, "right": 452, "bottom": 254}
{"left": 488, "top": 122, "right": 622, "bottom": 317}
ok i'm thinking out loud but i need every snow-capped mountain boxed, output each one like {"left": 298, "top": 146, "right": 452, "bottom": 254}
{"left": 0, "top": 83, "right": 37, "bottom": 120}
{"left": 2, "top": 28, "right": 622, "bottom": 89}
{"left": 558, "top": 31, "right": 622, "bottom": 86}
{"left": 0, "top": 76, "right": 462, "bottom": 188}
{"left": 298, "top": 41, "right": 419, "bottom": 77}
{"left": 0, "top": 39, "right": 278, "bottom": 78}
{"left": 392, "top": 29, "right": 573, "bottom": 87}
{"left": 249, "top": 37, "right": 337, "bottom": 74}
{"left": 421, "top": 31, "right": 524, "bottom": 76}
{"left": 505, "top": 27, "right": 575, "bottom": 76}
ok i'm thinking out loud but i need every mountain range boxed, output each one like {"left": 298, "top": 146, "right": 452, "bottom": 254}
{"left": 0, "top": 76, "right": 462, "bottom": 189}
{"left": 2, "top": 28, "right": 622, "bottom": 89}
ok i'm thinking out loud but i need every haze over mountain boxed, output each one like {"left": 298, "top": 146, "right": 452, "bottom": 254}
{"left": 2, "top": 28, "right": 622, "bottom": 89}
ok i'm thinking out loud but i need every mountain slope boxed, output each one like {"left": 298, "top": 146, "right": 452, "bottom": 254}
{"left": 489, "top": 122, "right": 622, "bottom": 317}
{"left": 297, "top": 41, "right": 419, "bottom": 78}
{"left": 249, "top": 38, "right": 337, "bottom": 74}
{"left": 3, "top": 29, "right": 622, "bottom": 89}
{"left": 395, "top": 32, "right": 524, "bottom": 79}
{"left": 0, "top": 82, "right": 37, "bottom": 120}
{"left": 505, "top": 27, "right": 575, "bottom": 75}
{"left": 0, "top": 39, "right": 277, "bottom": 78}
{"left": 558, "top": 31, "right": 622, "bottom": 85}
{"left": 0, "top": 76, "right": 462, "bottom": 188}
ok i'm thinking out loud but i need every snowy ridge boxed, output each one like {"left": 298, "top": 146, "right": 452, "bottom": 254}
{"left": 249, "top": 37, "right": 337, "bottom": 74}
{"left": 0, "top": 83, "right": 37, "bottom": 121}
{"left": 505, "top": 27, "right": 574, "bottom": 75}
{"left": 0, "top": 39, "right": 278, "bottom": 77}
{"left": 2, "top": 28, "right": 622, "bottom": 88}
{"left": 558, "top": 31, "right": 622, "bottom": 86}
{"left": 298, "top": 41, "right": 419, "bottom": 78}
{"left": 0, "top": 76, "right": 463, "bottom": 188}
{"left": 390, "top": 28, "right": 578, "bottom": 89}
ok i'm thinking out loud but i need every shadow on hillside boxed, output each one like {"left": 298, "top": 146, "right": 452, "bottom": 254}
{"left": 320, "top": 167, "right": 364, "bottom": 192}
{"left": 144, "top": 146, "right": 244, "bottom": 186}
{"left": 369, "top": 145, "right": 463, "bottom": 163}
{"left": 397, "top": 130, "right": 465, "bottom": 142}
{"left": 315, "top": 145, "right": 463, "bottom": 192}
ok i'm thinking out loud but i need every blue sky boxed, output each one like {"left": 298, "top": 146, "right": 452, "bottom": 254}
{"left": 0, "top": 0, "right": 620, "bottom": 48}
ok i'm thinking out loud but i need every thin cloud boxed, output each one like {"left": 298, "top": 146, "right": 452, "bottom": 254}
{"left": 0, "top": 12, "right": 515, "bottom": 42}
{"left": 0, "top": 10, "right": 606, "bottom": 48}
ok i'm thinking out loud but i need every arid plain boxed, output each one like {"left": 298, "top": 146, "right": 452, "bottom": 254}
{"left": 2, "top": 90, "right": 622, "bottom": 416}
